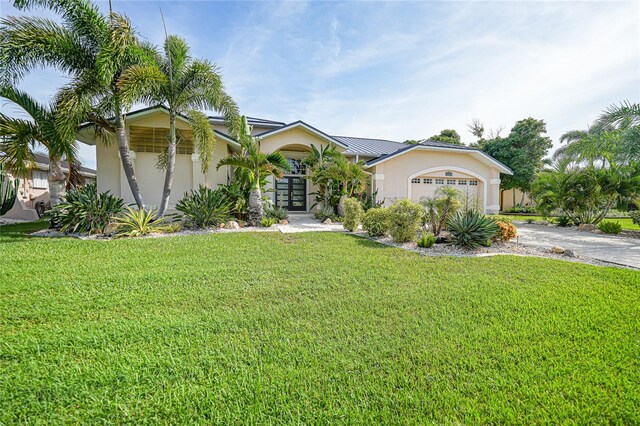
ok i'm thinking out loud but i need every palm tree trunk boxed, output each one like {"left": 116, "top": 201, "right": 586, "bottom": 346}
{"left": 337, "top": 194, "right": 347, "bottom": 217}
{"left": 48, "top": 156, "right": 66, "bottom": 207}
{"left": 247, "top": 187, "right": 264, "bottom": 226}
{"left": 518, "top": 190, "right": 526, "bottom": 208}
{"left": 115, "top": 112, "right": 144, "bottom": 208}
{"left": 158, "top": 111, "right": 177, "bottom": 216}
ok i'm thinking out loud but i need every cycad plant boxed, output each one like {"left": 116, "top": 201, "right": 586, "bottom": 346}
{"left": 1, "top": 0, "right": 158, "bottom": 208}
{"left": 119, "top": 34, "right": 239, "bottom": 216}
{"left": 217, "top": 116, "right": 289, "bottom": 226}
{"left": 0, "top": 86, "right": 78, "bottom": 207}
{"left": 0, "top": 163, "right": 19, "bottom": 215}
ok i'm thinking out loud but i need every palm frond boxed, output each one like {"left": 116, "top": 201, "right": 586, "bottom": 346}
{"left": 118, "top": 63, "right": 167, "bottom": 106}
{"left": 598, "top": 100, "right": 640, "bottom": 127}
{"left": 188, "top": 110, "right": 216, "bottom": 174}
{"left": 0, "top": 15, "right": 93, "bottom": 84}
{"left": 0, "top": 113, "right": 38, "bottom": 176}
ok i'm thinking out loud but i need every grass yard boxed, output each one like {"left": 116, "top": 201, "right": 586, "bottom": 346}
{"left": 502, "top": 215, "right": 640, "bottom": 230}
{"left": 1, "top": 229, "right": 639, "bottom": 424}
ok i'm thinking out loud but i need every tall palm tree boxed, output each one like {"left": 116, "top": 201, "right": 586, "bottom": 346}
{"left": 118, "top": 35, "right": 239, "bottom": 216}
{"left": 0, "top": 86, "right": 77, "bottom": 206}
{"left": 1, "top": 0, "right": 157, "bottom": 208}
{"left": 217, "top": 116, "right": 289, "bottom": 226}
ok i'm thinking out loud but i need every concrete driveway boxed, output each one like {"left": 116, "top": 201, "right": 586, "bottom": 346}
{"left": 516, "top": 224, "right": 640, "bottom": 269}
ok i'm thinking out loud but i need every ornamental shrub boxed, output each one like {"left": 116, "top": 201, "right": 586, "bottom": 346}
{"left": 51, "top": 183, "right": 124, "bottom": 234}
{"left": 362, "top": 207, "right": 389, "bottom": 237}
{"left": 176, "top": 185, "right": 233, "bottom": 228}
{"left": 260, "top": 217, "right": 277, "bottom": 227}
{"left": 495, "top": 220, "right": 517, "bottom": 241}
{"left": 388, "top": 199, "right": 423, "bottom": 243}
{"left": 417, "top": 230, "right": 436, "bottom": 248}
{"left": 113, "top": 207, "right": 168, "bottom": 238}
{"left": 629, "top": 210, "right": 640, "bottom": 225}
{"left": 343, "top": 198, "right": 363, "bottom": 232}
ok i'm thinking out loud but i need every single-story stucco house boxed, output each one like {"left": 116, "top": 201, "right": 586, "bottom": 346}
{"left": 77, "top": 106, "right": 512, "bottom": 214}
{"left": 3, "top": 153, "right": 96, "bottom": 220}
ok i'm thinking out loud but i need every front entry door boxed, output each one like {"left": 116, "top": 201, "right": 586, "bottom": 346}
{"left": 275, "top": 177, "right": 306, "bottom": 211}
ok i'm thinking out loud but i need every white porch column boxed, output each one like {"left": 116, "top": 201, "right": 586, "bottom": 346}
{"left": 374, "top": 173, "right": 385, "bottom": 205}
{"left": 191, "top": 153, "right": 205, "bottom": 189}
{"left": 487, "top": 178, "right": 501, "bottom": 213}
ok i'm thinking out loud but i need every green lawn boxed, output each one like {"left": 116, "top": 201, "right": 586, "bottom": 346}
{"left": 1, "top": 229, "right": 639, "bottom": 424}
{"left": 503, "top": 215, "right": 640, "bottom": 230}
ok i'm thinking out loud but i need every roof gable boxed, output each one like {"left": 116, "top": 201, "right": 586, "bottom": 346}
{"left": 365, "top": 140, "right": 513, "bottom": 174}
{"left": 256, "top": 121, "right": 349, "bottom": 149}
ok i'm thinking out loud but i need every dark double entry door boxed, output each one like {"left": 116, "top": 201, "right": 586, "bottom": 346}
{"left": 275, "top": 176, "right": 306, "bottom": 211}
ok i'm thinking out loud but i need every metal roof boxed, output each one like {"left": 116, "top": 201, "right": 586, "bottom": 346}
{"left": 32, "top": 153, "right": 96, "bottom": 176}
{"left": 332, "top": 136, "right": 406, "bottom": 156}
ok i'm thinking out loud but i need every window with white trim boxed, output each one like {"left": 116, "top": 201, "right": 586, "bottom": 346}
{"left": 435, "top": 178, "right": 444, "bottom": 185}
{"left": 458, "top": 180, "right": 467, "bottom": 185}
{"left": 469, "top": 180, "right": 478, "bottom": 186}
{"left": 423, "top": 178, "right": 433, "bottom": 184}
{"left": 411, "top": 178, "right": 421, "bottom": 184}
{"left": 32, "top": 171, "right": 48, "bottom": 189}
{"left": 446, "top": 179, "right": 456, "bottom": 185}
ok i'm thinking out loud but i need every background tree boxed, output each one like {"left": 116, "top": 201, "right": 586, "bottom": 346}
{"left": 119, "top": 34, "right": 239, "bottom": 216}
{"left": 403, "top": 139, "right": 420, "bottom": 145}
{"left": 217, "top": 116, "right": 289, "bottom": 226}
{"left": 429, "top": 129, "right": 462, "bottom": 145}
{"left": 1, "top": 0, "right": 157, "bottom": 208}
{"left": 480, "top": 118, "right": 552, "bottom": 208}
{"left": 0, "top": 86, "right": 77, "bottom": 206}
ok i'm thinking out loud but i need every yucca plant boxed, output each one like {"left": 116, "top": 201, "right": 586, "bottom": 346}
{"left": 113, "top": 207, "right": 167, "bottom": 238}
{"left": 175, "top": 185, "right": 232, "bottom": 228}
{"left": 447, "top": 210, "right": 500, "bottom": 248}
{"left": 51, "top": 183, "right": 124, "bottom": 234}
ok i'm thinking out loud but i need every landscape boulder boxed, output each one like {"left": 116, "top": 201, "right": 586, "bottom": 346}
{"left": 551, "top": 246, "right": 566, "bottom": 254}
{"left": 224, "top": 221, "right": 240, "bottom": 230}
{"left": 563, "top": 249, "right": 576, "bottom": 258}
{"left": 323, "top": 218, "right": 332, "bottom": 224}
{"left": 279, "top": 219, "right": 288, "bottom": 225}
{"left": 578, "top": 224, "right": 596, "bottom": 232}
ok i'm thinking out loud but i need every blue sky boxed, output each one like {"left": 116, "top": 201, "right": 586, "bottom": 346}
{"left": 1, "top": 0, "right": 639, "bottom": 169}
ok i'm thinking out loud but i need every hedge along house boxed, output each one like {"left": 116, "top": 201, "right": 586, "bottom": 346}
{"left": 76, "top": 106, "right": 512, "bottom": 214}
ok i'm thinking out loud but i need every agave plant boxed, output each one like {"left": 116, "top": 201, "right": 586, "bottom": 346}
{"left": 447, "top": 210, "right": 500, "bottom": 249}
{"left": 113, "top": 207, "right": 167, "bottom": 238}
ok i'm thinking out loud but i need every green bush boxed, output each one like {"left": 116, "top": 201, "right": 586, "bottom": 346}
{"left": 113, "top": 207, "right": 167, "bottom": 238}
{"left": 176, "top": 185, "right": 233, "bottom": 228}
{"left": 388, "top": 199, "right": 423, "bottom": 243}
{"left": 525, "top": 218, "right": 536, "bottom": 224}
{"left": 260, "top": 217, "right": 277, "bottom": 227}
{"left": 51, "top": 183, "right": 124, "bottom": 234}
{"left": 597, "top": 220, "right": 622, "bottom": 234}
{"left": 629, "top": 211, "right": 640, "bottom": 225}
{"left": 266, "top": 205, "right": 288, "bottom": 221}
{"left": 555, "top": 215, "right": 572, "bottom": 227}
{"left": 447, "top": 210, "right": 500, "bottom": 249}
{"left": 343, "top": 198, "right": 363, "bottom": 232}
{"left": 362, "top": 207, "right": 389, "bottom": 237}
{"left": 314, "top": 204, "right": 335, "bottom": 222}
{"left": 417, "top": 230, "right": 436, "bottom": 248}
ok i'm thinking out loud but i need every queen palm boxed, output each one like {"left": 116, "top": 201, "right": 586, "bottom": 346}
{"left": 217, "top": 116, "right": 289, "bottom": 226}
{"left": 0, "top": 86, "right": 77, "bottom": 207}
{"left": 1, "top": 0, "right": 157, "bottom": 208}
{"left": 118, "top": 35, "right": 239, "bottom": 216}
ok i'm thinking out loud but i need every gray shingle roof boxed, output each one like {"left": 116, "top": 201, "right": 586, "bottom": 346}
{"left": 332, "top": 136, "right": 406, "bottom": 156}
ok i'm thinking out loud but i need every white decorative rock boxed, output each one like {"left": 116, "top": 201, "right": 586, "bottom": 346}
{"left": 323, "top": 218, "right": 332, "bottom": 224}
{"left": 225, "top": 221, "right": 240, "bottom": 230}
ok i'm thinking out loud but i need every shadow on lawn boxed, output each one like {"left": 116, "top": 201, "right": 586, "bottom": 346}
{"left": 0, "top": 219, "right": 51, "bottom": 243}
